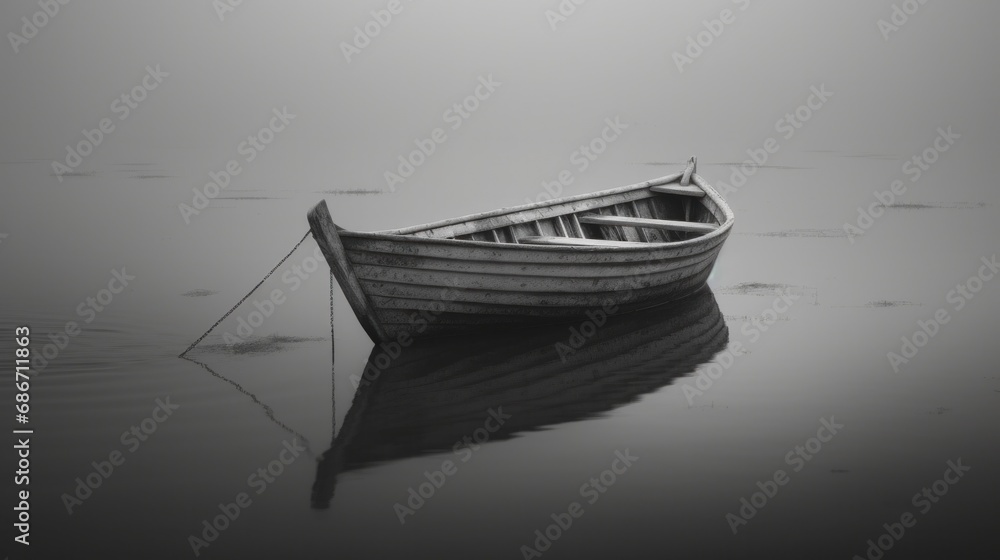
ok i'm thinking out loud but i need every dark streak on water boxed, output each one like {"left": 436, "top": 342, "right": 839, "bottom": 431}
{"left": 864, "top": 300, "right": 920, "bottom": 308}
{"left": 217, "top": 196, "right": 288, "bottom": 200}
{"left": 181, "top": 289, "right": 218, "bottom": 297}
{"left": 718, "top": 282, "right": 819, "bottom": 304}
{"left": 879, "top": 202, "right": 988, "bottom": 210}
{"left": 724, "top": 314, "right": 793, "bottom": 323}
{"left": 319, "top": 189, "right": 386, "bottom": 195}
{"left": 804, "top": 150, "right": 899, "bottom": 160}
{"left": 197, "top": 334, "right": 326, "bottom": 355}
{"left": 639, "top": 162, "right": 809, "bottom": 169}
{"left": 738, "top": 229, "right": 847, "bottom": 238}
{"left": 840, "top": 154, "right": 899, "bottom": 160}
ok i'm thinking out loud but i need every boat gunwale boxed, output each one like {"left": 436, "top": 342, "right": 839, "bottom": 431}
{"left": 338, "top": 172, "right": 734, "bottom": 252}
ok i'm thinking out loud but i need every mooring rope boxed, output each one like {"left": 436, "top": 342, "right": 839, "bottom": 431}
{"left": 177, "top": 225, "right": 342, "bottom": 461}
{"left": 178, "top": 230, "right": 312, "bottom": 357}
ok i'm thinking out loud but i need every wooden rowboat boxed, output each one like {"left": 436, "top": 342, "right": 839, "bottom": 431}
{"left": 308, "top": 157, "right": 734, "bottom": 342}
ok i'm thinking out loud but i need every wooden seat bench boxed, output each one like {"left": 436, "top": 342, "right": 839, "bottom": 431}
{"left": 518, "top": 236, "right": 652, "bottom": 247}
{"left": 577, "top": 214, "right": 717, "bottom": 234}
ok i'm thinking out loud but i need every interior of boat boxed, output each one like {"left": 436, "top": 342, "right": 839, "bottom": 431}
{"left": 402, "top": 159, "right": 727, "bottom": 247}
{"left": 457, "top": 192, "right": 718, "bottom": 246}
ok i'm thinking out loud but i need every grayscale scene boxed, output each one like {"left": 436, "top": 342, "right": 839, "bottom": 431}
{"left": 1, "top": 1, "right": 998, "bottom": 559}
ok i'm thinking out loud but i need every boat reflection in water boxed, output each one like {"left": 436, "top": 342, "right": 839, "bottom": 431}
{"left": 312, "top": 288, "right": 728, "bottom": 508}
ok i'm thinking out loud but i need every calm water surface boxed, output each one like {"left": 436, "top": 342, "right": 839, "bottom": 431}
{"left": 3, "top": 147, "right": 997, "bottom": 559}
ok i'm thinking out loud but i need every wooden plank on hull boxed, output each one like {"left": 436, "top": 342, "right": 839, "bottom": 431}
{"left": 356, "top": 256, "right": 713, "bottom": 296}
{"left": 346, "top": 245, "right": 723, "bottom": 279}
{"left": 372, "top": 268, "right": 714, "bottom": 327}
{"left": 364, "top": 260, "right": 716, "bottom": 311}
{"left": 341, "top": 232, "right": 729, "bottom": 264}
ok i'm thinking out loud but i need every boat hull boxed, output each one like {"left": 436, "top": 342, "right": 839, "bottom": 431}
{"left": 340, "top": 231, "right": 726, "bottom": 338}
{"left": 309, "top": 166, "right": 734, "bottom": 342}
